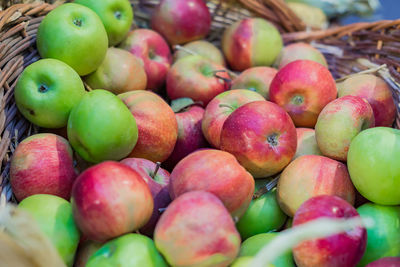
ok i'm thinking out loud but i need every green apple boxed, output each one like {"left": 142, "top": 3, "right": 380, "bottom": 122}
{"left": 37, "top": 3, "right": 108, "bottom": 75}
{"left": 18, "top": 194, "right": 80, "bottom": 267}
{"left": 74, "top": 0, "right": 133, "bottom": 46}
{"left": 357, "top": 203, "right": 400, "bottom": 266}
{"left": 87, "top": 233, "right": 167, "bottom": 267}
{"left": 67, "top": 89, "right": 138, "bottom": 163}
{"left": 14, "top": 59, "right": 85, "bottom": 128}
{"left": 348, "top": 127, "right": 400, "bottom": 205}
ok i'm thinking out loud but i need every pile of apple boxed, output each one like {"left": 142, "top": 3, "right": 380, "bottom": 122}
{"left": 9, "top": 0, "right": 400, "bottom": 266}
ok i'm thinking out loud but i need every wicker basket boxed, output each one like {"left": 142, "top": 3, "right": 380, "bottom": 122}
{"left": 0, "top": 0, "right": 399, "bottom": 205}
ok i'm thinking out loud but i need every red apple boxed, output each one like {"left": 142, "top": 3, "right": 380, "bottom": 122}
{"left": 220, "top": 101, "right": 297, "bottom": 178}
{"left": 294, "top": 128, "right": 322, "bottom": 160}
{"left": 169, "top": 149, "right": 254, "bottom": 218}
{"left": 119, "top": 90, "right": 178, "bottom": 163}
{"left": 270, "top": 60, "right": 337, "bottom": 127}
{"left": 71, "top": 161, "right": 153, "bottom": 242}
{"left": 119, "top": 29, "right": 172, "bottom": 91}
{"left": 293, "top": 195, "right": 367, "bottom": 267}
{"left": 275, "top": 42, "right": 328, "bottom": 69}
{"left": 366, "top": 257, "right": 400, "bottom": 267}
{"left": 151, "top": 0, "right": 211, "bottom": 45}
{"left": 202, "top": 89, "right": 265, "bottom": 148}
{"left": 174, "top": 40, "right": 225, "bottom": 66}
{"left": 10, "top": 133, "right": 77, "bottom": 201}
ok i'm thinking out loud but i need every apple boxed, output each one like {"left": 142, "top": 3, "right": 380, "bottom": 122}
{"left": 202, "top": 89, "right": 265, "bottom": 148}
{"left": 294, "top": 128, "right": 322, "bottom": 160}
{"left": 347, "top": 127, "right": 400, "bottom": 205}
{"left": 10, "top": 133, "right": 77, "bottom": 201}
{"left": 293, "top": 195, "right": 367, "bottom": 267}
{"left": 315, "top": 95, "right": 375, "bottom": 161}
{"left": 222, "top": 18, "right": 283, "bottom": 71}
{"left": 119, "top": 29, "right": 172, "bottom": 91}
{"left": 119, "top": 90, "right": 178, "bottom": 163}
{"left": 86, "top": 233, "right": 167, "bottom": 267}
{"left": 166, "top": 55, "right": 230, "bottom": 105}
{"left": 67, "top": 89, "right": 138, "bottom": 163}
{"left": 220, "top": 101, "right": 297, "bottom": 178}
{"left": 154, "top": 191, "right": 241, "bottom": 266}
{"left": 337, "top": 74, "right": 396, "bottom": 127}
{"left": 275, "top": 42, "right": 328, "bottom": 69}
{"left": 151, "top": 0, "right": 211, "bottom": 45}
{"left": 366, "top": 257, "right": 400, "bottom": 267}
{"left": 19, "top": 194, "right": 80, "bottom": 267}
{"left": 74, "top": 0, "right": 133, "bottom": 46}
{"left": 174, "top": 40, "right": 225, "bottom": 66}
{"left": 84, "top": 47, "right": 147, "bottom": 94}
{"left": 277, "top": 155, "right": 355, "bottom": 217}
{"left": 74, "top": 240, "right": 103, "bottom": 267}
{"left": 270, "top": 60, "right": 337, "bottom": 127}
{"left": 36, "top": 3, "right": 108, "bottom": 76}
{"left": 169, "top": 149, "right": 254, "bottom": 218}
{"left": 231, "top": 67, "right": 278, "bottom": 99}
{"left": 357, "top": 203, "right": 400, "bottom": 266}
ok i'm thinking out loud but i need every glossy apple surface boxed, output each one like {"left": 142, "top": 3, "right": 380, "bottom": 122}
{"left": 293, "top": 128, "right": 322, "bottom": 160}
{"left": 275, "top": 42, "right": 327, "bottom": 69}
{"left": 174, "top": 40, "right": 225, "bottom": 66}
{"left": 366, "top": 257, "right": 400, "bottom": 267}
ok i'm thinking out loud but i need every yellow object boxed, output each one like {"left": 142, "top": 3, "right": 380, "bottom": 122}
{"left": 288, "top": 2, "right": 328, "bottom": 29}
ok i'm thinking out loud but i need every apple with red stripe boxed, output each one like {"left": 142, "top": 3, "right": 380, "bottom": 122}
{"left": 366, "top": 257, "right": 400, "bottom": 267}
{"left": 275, "top": 42, "right": 328, "bottom": 69}
{"left": 293, "top": 128, "right": 322, "bottom": 160}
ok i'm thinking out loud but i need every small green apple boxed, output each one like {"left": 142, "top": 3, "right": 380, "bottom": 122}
{"left": 18, "top": 194, "right": 80, "bottom": 267}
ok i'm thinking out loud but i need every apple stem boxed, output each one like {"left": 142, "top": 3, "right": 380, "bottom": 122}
{"left": 218, "top": 103, "right": 234, "bottom": 110}
{"left": 174, "top": 45, "right": 198, "bottom": 56}
{"left": 151, "top": 162, "right": 161, "bottom": 179}
{"left": 253, "top": 175, "right": 280, "bottom": 200}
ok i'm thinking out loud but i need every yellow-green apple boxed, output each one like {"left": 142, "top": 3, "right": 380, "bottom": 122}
{"left": 74, "top": 0, "right": 133, "bottom": 46}
{"left": 19, "top": 194, "right": 80, "bottom": 267}
{"left": 10, "top": 133, "right": 77, "bottom": 201}
{"left": 337, "top": 74, "right": 396, "bottom": 127}
{"left": 174, "top": 40, "right": 225, "bottom": 66}
{"left": 36, "top": 3, "right": 108, "bottom": 76}
{"left": 366, "top": 257, "right": 400, "bottom": 267}
{"left": 357, "top": 203, "right": 400, "bottom": 266}
{"left": 293, "top": 128, "right": 322, "bottom": 160}
{"left": 74, "top": 240, "right": 102, "bottom": 267}
{"left": 347, "top": 127, "right": 400, "bottom": 205}
{"left": 71, "top": 161, "right": 153, "bottom": 242}
{"left": 169, "top": 149, "right": 254, "bottom": 218}
{"left": 154, "top": 191, "right": 241, "bottom": 266}
{"left": 293, "top": 195, "right": 367, "bottom": 267}
{"left": 67, "top": 89, "right": 138, "bottom": 163}
{"left": 86, "top": 233, "right": 167, "bottom": 267}
{"left": 231, "top": 67, "right": 278, "bottom": 99}
{"left": 120, "top": 158, "right": 171, "bottom": 236}
{"left": 119, "top": 29, "right": 172, "bottom": 91}
{"left": 84, "top": 48, "right": 147, "bottom": 94}
{"left": 270, "top": 60, "right": 337, "bottom": 127}
{"left": 151, "top": 0, "right": 211, "bottom": 45}
{"left": 222, "top": 18, "right": 283, "bottom": 71}
{"left": 220, "top": 101, "right": 297, "bottom": 178}
{"left": 277, "top": 155, "right": 355, "bottom": 217}
{"left": 275, "top": 42, "right": 328, "bottom": 69}
{"left": 166, "top": 55, "right": 230, "bottom": 105}
{"left": 119, "top": 90, "right": 178, "bottom": 162}
{"left": 315, "top": 95, "right": 375, "bottom": 161}
{"left": 15, "top": 59, "right": 85, "bottom": 128}
{"left": 202, "top": 89, "right": 265, "bottom": 148}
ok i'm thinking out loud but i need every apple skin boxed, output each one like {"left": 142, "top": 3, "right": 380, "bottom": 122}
{"left": 347, "top": 127, "right": 400, "bottom": 205}
{"left": 270, "top": 60, "right": 337, "bottom": 127}
{"left": 74, "top": 0, "right": 133, "bottom": 46}
{"left": 337, "top": 74, "right": 396, "bottom": 127}
{"left": 36, "top": 3, "right": 108, "bottom": 76}
{"left": 71, "top": 161, "right": 154, "bottom": 242}
{"left": 166, "top": 55, "right": 230, "bottom": 105}
{"left": 119, "top": 90, "right": 178, "bottom": 163}
{"left": 275, "top": 42, "right": 328, "bottom": 69}
{"left": 68, "top": 89, "right": 138, "bottom": 163}
{"left": 293, "top": 128, "right": 322, "bottom": 160}
{"left": 366, "top": 257, "right": 400, "bottom": 267}
{"left": 357, "top": 203, "right": 400, "bottom": 266}
{"left": 315, "top": 95, "right": 375, "bottom": 161}
{"left": 154, "top": 191, "right": 241, "bottom": 267}
{"left": 84, "top": 47, "right": 147, "bottom": 94}
{"left": 293, "top": 195, "right": 367, "bottom": 267}
{"left": 73, "top": 240, "right": 103, "bottom": 267}
{"left": 19, "top": 194, "right": 80, "bottom": 267}
{"left": 277, "top": 155, "right": 355, "bottom": 217}
{"left": 169, "top": 149, "right": 254, "bottom": 218}
{"left": 222, "top": 18, "right": 283, "bottom": 71}
{"left": 151, "top": 0, "right": 211, "bottom": 45}
{"left": 231, "top": 67, "right": 278, "bottom": 99}
{"left": 10, "top": 133, "right": 77, "bottom": 201}
{"left": 174, "top": 40, "right": 225, "bottom": 66}
{"left": 220, "top": 101, "right": 297, "bottom": 178}
{"left": 202, "top": 89, "right": 265, "bottom": 148}
{"left": 119, "top": 29, "right": 172, "bottom": 91}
